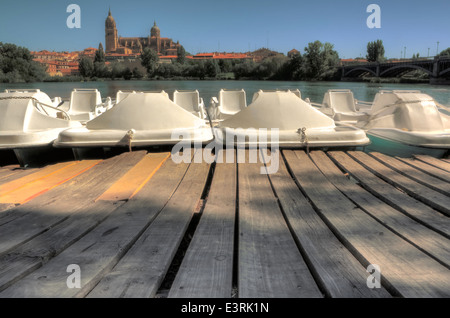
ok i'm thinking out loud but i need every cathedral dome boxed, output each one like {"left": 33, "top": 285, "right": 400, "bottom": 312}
{"left": 150, "top": 21, "right": 160, "bottom": 37}
{"left": 105, "top": 9, "right": 116, "bottom": 28}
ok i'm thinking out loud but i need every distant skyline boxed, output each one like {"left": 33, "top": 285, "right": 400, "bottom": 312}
{"left": 0, "top": 0, "right": 449, "bottom": 59}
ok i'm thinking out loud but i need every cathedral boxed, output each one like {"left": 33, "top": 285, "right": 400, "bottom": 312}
{"left": 105, "top": 9, "right": 181, "bottom": 56}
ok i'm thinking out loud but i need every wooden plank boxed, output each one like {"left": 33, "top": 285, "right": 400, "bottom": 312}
{"left": 96, "top": 153, "right": 170, "bottom": 201}
{"left": 310, "top": 151, "right": 450, "bottom": 269}
{"left": 328, "top": 151, "right": 450, "bottom": 238}
{"left": 0, "top": 152, "right": 146, "bottom": 258}
{"left": 0, "top": 160, "right": 101, "bottom": 204}
{"left": 348, "top": 151, "right": 450, "bottom": 216}
{"left": 396, "top": 157, "right": 450, "bottom": 183}
{"left": 0, "top": 162, "right": 75, "bottom": 194}
{"left": 169, "top": 150, "right": 236, "bottom": 298}
{"left": 237, "top": 150, "right": 321, "bottom": 298}
{"left": 414, "top": 155, "right": 450, "bottom": 172}
{"left": 265, "top": 150, "right": 391, "bottom": 298}
{"left": 0, "top": 155, "right": 190, "bottom": 298}
{"left": 284, "top": 150, "right": 450, "bottom": 298}
{"left": 369, "top": 152, "right": 450, "bottom": 196}
{"left": 88, "top": 151, "right": 210, "bottom": 298}
{"left": 0, "top": 167, "right": 38, "bottom": 184}
{"left": 0, "top": 201, "right": 125, "bottom": 293}
{"left": 0, "top": 152, "right": 147, "bottom": 292}
{"left": 0, "top": 167, "right": 21, "bottom": 180}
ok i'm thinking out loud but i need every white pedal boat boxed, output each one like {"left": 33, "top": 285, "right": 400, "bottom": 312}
{"left": 54, "top": 90, "right": 214, "bottom": 151}
{"left": 356, "top": 90, "right": 450, "bottom": 157}
{"left": 209, "top": 89, "right": 247, "bottom": 120}
{"left": 311, "top": 89, "right": 372, "bottom": 123}
{"left": 213, "top": 90, "right": 370, "bottom": 148}
{"left": 0, "top": 89, "right": 82, "bottom": 165}
{"left": 57, "top": 88, "right": 113, "bottom": 123}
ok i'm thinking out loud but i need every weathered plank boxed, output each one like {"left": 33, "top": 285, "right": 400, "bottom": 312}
{"left": 0, "top": 167, "right": 38, "bottom": 185}
{"left": 284, "top": 150, "right": 450, "bottom": 298}
{"left": 0, "top": 162, "right": 75, "bottom": 194}
{"left": 0, "top": 167, "right": 24, "bottom": 180}
{"left": 238, "top": 150, "right": 321, "bottom": 298}
{"left": 97, "top": 153, "right": 170, "bottom": 201}
{"left": 328, "top": 151, "right": 450, "bottom": 238}
{"left": 311, "top": 151, "right": 450, "bottom": 269}
{"left": 396, "top": 157, "right": 450, "bottom": 183}
{"left": 0, "top": 160, "right": 100, "bottom": 204}
{"left": 369, "top": 152, "right": 450, "bottom": 196}
{"left": 0, "top": 155, "right": 189, "bottom": 298}
{"left": 0, "top": 152, "right": 146, "bottom": 258}
{"left": 88, "top": 152, "right": 210, "bottom": 298}
{"left": 169, "top": 150, "right": 236, "bottom": 298}
{"left": 348, "top": 151, "right": 450, "bottom": 216}
{"left": 0, "top": 149, "right": 147, "bottom": 293}
{"left": 414, "top": 155, "right": 450, "bottom": 172}
{"left": 265, "top": 150, "right": 391, "bottom": 298}
{"left": 0, "top": 200, "right": 125, "bottom": 293}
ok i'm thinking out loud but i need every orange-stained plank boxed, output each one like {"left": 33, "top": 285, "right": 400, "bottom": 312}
{"left": 97, "top": 153, "right": 170, "bottom": 202}
{"left": 0, "top": 160, "right": 101, "bottom": 204}
{"left": 0, "top": 162, "right": 76, "bottom": 195}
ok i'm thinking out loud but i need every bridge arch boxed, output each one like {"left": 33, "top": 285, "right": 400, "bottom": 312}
{"left": 343, "top": 67, "right": 377, "bottom": 77}
{"left": 379, "top": 64, "right": 432, "bottom": 77}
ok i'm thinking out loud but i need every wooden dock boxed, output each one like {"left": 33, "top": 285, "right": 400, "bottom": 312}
{"left": 0, "top": 149, "right": 449, "bottom": 298}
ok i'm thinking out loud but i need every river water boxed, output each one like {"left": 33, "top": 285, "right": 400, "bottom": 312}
{"left": 1, "top": 80, "right": 449, "bottom": 106}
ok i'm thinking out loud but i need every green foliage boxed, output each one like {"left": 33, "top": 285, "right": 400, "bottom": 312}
{"left": 93, "top": 61, "right": 109, "bottom": 78}
{"left": 123, "top": 67, "right": 132, "bottom": 80}
{"left": 177, "top": 46, "right": 186, "bottom": 64}
{"left": 205, "top": 60, "right": 220, "bottom": 78}
{"left": 140, "top": 47, "right": 159, "bottom": 75}
{"left": 218, "top": 59, "right": 233, "bottom": 73}
{"left": 78, "top": 57, "right": 94, "bottom": 78}
{"left": 302, "top": 41, "right": 340, "bottom": 80}
{"left": 156, "top": 63, "right": 182, "bottom": 78}
{"left": 366, "top": 39, "right": 385, "bottom": 62}
{"left": 94, "top": 44, "right": 106, "bottom": 63}
{"left": 110, "top": 62, "right": 125, "bottom": 79}
{"left": 439, "top": 48, "right": 450, "bottom": 57}
{"left": 0, "top": 42, "right": 47, "bottom": 83}
{"left": 132, "top": 67, "right": 144, "bottom": 79}
{"left": 232, "top": 60, "right": 256, "bottom": 79}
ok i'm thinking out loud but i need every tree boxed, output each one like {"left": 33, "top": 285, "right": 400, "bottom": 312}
{"left": 123, "top": 67, "right": 132, "bottom": 80}
{"left": 366, "top": 39, "right": 385, "bottom": 62}
{"left": 205, "top": 59, "right": 220, "bottom": 78}
{"left": 132, "top": 67, "right": 144, "bottom": 79}
{"left": 141, "top": 47, "right": 159, "bottom": 76}
{"left": 0, "top": 42, "right": 47, "bottom": 82}
{"left": 78, "top": 57, "right": 94, "bottom": 78}
{"left": 94, "top": 43, "right": 105, "bottom": 63}
{"left": 439, "top": 48, "right": 450, "bottom": 57}
{"left": 110, "top": 62, "right": 125, "bottom": 79}
{"left": 218, "top": 59, "right": 233, "bottom": 73}
{"left": 303, "top": 41, "right": 340, "bottom": 80}
{"left": 177, "top": 45, "right": 186, "bottom": 64}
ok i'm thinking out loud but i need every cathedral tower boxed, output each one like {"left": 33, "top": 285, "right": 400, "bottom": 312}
{"left": 105, "top": 9, "right": 118, "bottom": 53}
{"left": 150, "top": 21, "right": 161, "bottom": 54}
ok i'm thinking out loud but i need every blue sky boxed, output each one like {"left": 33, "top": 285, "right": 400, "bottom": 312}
{"left": 0, "top": 0, "right": 448, "bottom": 59}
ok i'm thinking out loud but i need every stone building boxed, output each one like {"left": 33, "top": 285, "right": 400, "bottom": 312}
{"left": 105, "top": 9, "right": 181, "bottom": 56}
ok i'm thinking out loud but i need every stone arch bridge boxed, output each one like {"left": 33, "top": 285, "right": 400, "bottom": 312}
{"left": 341, "top": 56, "right": 450, "bottom": 82}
